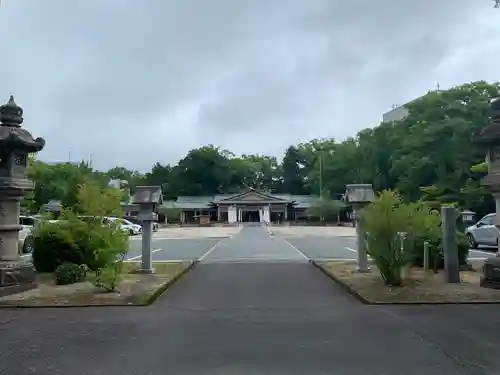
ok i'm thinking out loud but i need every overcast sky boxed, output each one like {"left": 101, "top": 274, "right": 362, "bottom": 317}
{"left": 0, "top": 1, "right": 499, "bottom": 171}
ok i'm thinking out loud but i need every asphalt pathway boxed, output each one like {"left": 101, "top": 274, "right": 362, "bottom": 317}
{"left": 4, "top": 225, "right": 499, "bottom": 374}
{"left": 201, "top": 225, "right": 307, "bottom": 263}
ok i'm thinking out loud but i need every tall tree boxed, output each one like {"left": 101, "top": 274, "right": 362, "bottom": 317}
{"left": 282, "top": 146, "right": 306, "bottom": 194}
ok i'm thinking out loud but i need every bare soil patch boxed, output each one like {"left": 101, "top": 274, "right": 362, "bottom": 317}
{"left": 0, "top": 262, "right": 192, "bottom": 307}
{"left": 317, "top": 260, "right": 500, "bottom": 304}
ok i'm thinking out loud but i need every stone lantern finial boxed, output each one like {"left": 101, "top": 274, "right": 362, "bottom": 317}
{"left": 0, "top": 95, "right": 24, "bottom": 127}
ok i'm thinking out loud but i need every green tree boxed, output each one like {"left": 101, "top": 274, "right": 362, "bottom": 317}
{"left": 282, "top": 146, "right": 306, "bottom": 194}
{"left": 306, "top": 195, "right": 343, "bottom": 223}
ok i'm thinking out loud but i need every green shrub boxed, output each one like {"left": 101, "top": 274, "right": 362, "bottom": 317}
{"left": 54, "top": 262, "right": 88, "bottom": 285}
{"left": 33, "top": 219, "right": 89, "bottom": 272}
{"left": 93, "top": 252, "right": 126, "bottom": 292}
{"left": 32, "top": 213, "right": 129, "bottom": 273}
{"left": 413, "top": 231, "right": 469, "bottom": 269}
{"left": 33, "top": 181, "right": 129, "bottom": 273}
{"left": 361, "top": 190, "right": 415, "bottom": 286}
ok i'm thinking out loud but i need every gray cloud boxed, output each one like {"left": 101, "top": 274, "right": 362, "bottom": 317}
{"left": 0, "top": 0, "right": 498, "bottom": 171}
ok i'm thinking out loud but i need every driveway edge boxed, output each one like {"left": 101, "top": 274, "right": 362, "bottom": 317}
{"left": 311, "top": 260, "right": 500, "bottom": 305}
{"left": 145, "top": 260, "right": 197, "bottom": 305}
{"left": 0, "top": 261, "right": 197, "bottom": 309}
{"left": 311, "top": 260, "right": 368, "bottom": 304}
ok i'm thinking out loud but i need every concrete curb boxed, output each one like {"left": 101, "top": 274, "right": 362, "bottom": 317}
{"left": 145, "top": 260, "right": 197, "bottom": 306}
{"left": 311, "top": 260, "right": 500, "bottom": 305}
{"left": 0, "top": 260, "right": 197, "bottom": 309}
{"left": 311, "top": 260, "right": 368, "bottom": 304}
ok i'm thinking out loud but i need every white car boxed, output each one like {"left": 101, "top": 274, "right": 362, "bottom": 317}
{"left": 106, "top": 217, "right": 142, "bottom": 236}
{"left": 465, "top": 213, "right": 499, "bottom": 249}
{"left": 19, "top": 215, "right": 37, "bottom": 254}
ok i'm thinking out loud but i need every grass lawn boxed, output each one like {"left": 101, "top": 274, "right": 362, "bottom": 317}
{"left": 316, "top": 260, "right": 500, "bottom": 304}
{"left": 0, "top": 261, "right": 193, "bottom": 307}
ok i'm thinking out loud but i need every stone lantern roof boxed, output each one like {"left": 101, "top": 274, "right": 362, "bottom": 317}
{"left": 0, "top": 96, "right": 45, "bottom": 153}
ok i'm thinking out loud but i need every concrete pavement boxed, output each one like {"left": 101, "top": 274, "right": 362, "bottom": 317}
{"left": 0, "top": 263, "right": 479, "bottom": 374}
{"left": 128, "top": 228, "right": 497, "bottom": 263}
{"left": 4, "top": 225, "right": 500, "bottom": 374}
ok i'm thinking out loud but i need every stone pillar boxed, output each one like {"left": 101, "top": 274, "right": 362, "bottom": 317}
{"left": 441, "top": 206, "right": 460, "bottom": 283}
{"left": 354, "top": 207, "right": 369, "bottom": 272}
{"left": 0, "top": 96, "right": 45, "bottom": 296}
{"left": 217, "top": 205, "right": 221, "bottom": 222}
{"left": 228, "top": 206, "right": 237, "bottom": 224}
{"left": 284, "top": 204, "right": 288, "bottom": 221}
{"left": 140, "top": 219, "right": 153, "bottom": 273}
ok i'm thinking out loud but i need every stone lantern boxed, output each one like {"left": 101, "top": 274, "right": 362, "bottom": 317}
{"left": 0, "top": 96, "right": 45, "bottom": 296}
{"left": 131, "top": 186, "right": 163, "bottom": 274}
{"left": 459, "top": 210, "right": 476, "bottom": 232}
{"left": 473, "top": 98, "right": 500, "bottom": 288}
{"left": 344, "top": 184, "right": 375, "bottom": 272}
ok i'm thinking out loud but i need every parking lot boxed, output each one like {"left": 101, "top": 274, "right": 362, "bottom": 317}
{"left": 124, "top": 225, "right": 498, "bottom": 263}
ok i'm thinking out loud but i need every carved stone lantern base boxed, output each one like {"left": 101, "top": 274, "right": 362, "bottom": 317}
{"left": 480, "top": 256, "right": 500, "bottom": 289}
{"left": 0, "top": 259, "right": 37, "bottom": 297}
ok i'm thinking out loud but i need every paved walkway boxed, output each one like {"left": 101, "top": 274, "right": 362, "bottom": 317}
{"left": 0, "top": 225, "right": 498, "bottom": 374}
{"left": 201, "top": 225, "right": 307, "bottom": 263}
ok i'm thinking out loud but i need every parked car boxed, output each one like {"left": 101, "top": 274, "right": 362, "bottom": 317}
{"left": 465, "top": 213, "right": 498, "bottom": 249}
{"left": 78, "top": 215, "right": 142, "bottom": 235}
{"left": 106, "top": 217, "right": 143, "bottom": 235}
{"left": 19, "top": 215, "right": 36, "bottom": 254}
{"left": 124, "top": 215, "right": 159, "bottom": 232}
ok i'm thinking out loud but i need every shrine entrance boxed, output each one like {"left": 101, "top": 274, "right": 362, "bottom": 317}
{"left": 242, "top": 210, "right": 260, "bottom": 222}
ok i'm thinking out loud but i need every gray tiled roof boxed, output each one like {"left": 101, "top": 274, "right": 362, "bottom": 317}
{"left": 161, "top": 200, "right": 212, "bottom": 210}
{"left": 176, "top": 196, "right": 214, "bottom": 203}
{"left": 162, "top": 191, "right": 320, "bottom": 210}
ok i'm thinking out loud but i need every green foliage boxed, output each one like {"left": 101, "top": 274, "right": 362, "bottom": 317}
{"left": 33, "top": 219, "right": 89, "bottom": 272}
{"left": 160, "top": 207, "right": 181, "bottom": 222}
{"left": 26, "top": 81, "right": 500, "bottom": 220}
{"left": 54, "top": 262, "right": 88, "bottom": 285}
{"left": 306, "top": 196, "right": 342, "bottom": 222}
{"left": 361, "top": 191, "right": 416, "bottom": 286}
{"left": 93, "top": 255, "right": 125, "bottom": 292}
{"left": 75, "top": 181, "right": 124, "bottom": 217}
{"left": 470, "top": 162, "right": 488, "bottom": 174}
{"left": 361, "top": 191, "right": 446, "bottom": 286}
{"left": 32, "top": 183, "right": 129, "bottom": 273}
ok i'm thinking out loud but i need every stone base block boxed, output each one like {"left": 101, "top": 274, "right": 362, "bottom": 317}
{"left": 135, "top": 268, "right": 156, "bottom": 274}
{"left": 480, "top": 276, "right": 500, "bottom": 290}
{"left": 0, "top": 261, "right": 37, "bottom": 297}
{"left": 480, "top": 256, "right": 500, "bottom": 290}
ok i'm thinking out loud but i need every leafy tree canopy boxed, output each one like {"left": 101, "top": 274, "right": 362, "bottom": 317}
{"left": 25, "top": 81, "right": 500, "bottom": 217}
